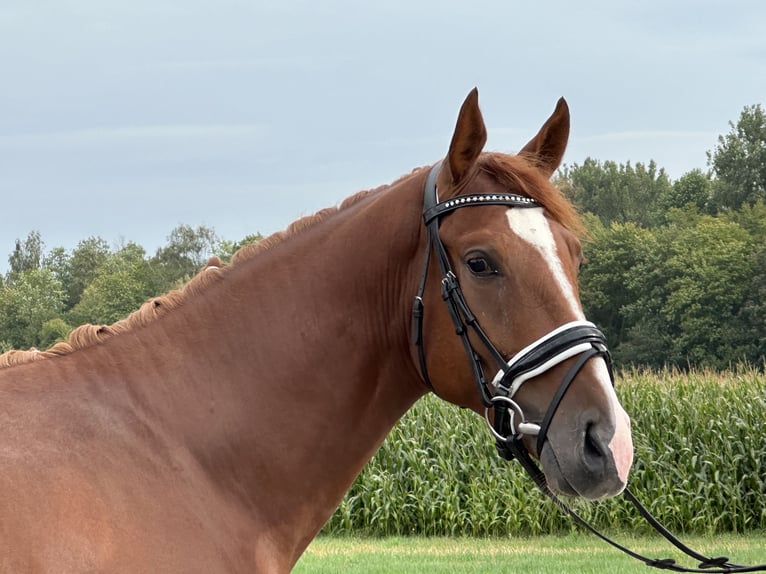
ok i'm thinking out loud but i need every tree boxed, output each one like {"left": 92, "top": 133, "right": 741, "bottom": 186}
{"left": 151, "top": 224, "right": 220, "bottom": 291}
{"left": 579, "top": 218, "right": 670, "bottom": 367}
{"left": 65, "top": 237, "right": 111, "bottom": 310}
{"left": 7, "top": 230, "right": 43, "bottom": 283}
{"left": 43, "top": 246, "right": 72, "bottom": 300}
{"left": 739, "top": 244, "right": 766, "bottom": 363}
{"left": 215, "top": 233, "right": 263, "bottom": 262}
{"left": 580, "top": 217, "right": 651, "bottom": 343}
{"left": 661, "top": 169, "right": 714, "bottom": 213}
{"left": 579, "top": 205, "right": 762, "bottom": 369}
{"left": 0, "top": 268, "right": 66, "bottom": 349}
{"left": 722, "top": 199, "right": 766, "bottom": 238}
{"left": 660, "top": 213, "right": 756, "bottom": 367}
{"left": 558, "top": 158, "right": 672, "bottom": 227}
{"left": 728, "top": 201, "right": 766, "bottom": 363}
{"left": 39, "top": 318, "right": 71, "bottom": 349}
{"left": 708, "top": 103, "right": 766, "bottom": 210}
{"left": 68, "top": 242, "right": 155, "bottom": 326}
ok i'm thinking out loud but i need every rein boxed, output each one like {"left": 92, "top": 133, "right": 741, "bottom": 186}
{"left": 411, "top": 161, "right": 766, "bottom": 573}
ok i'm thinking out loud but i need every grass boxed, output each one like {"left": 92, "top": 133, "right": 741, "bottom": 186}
{"left": 294, "top": 534, "right": 766, "bottom": 573}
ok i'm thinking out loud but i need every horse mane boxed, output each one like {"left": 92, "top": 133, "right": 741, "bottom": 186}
{"left": 0, "top": 261, "right": 228, "bottom": 369}
{"left": 0, "top": 169, "right": 425, "bottom": 370}
{"left": 0, "top": 156, "right": 579, "bottom": 369}
{"left": 231, "top": 185, "right": 388, "bottom": 265}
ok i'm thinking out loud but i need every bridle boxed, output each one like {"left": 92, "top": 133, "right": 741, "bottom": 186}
{"left": 410, "top": 161, "right": 766, "bottom": 573}
{"left": 410, "top": 160, "right": 612, "bottom": 462}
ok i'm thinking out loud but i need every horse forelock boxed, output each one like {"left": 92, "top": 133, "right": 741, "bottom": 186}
{"left": 0, "top": 168, "right": 430, "bottom": 370}
{"left": 479, "top": 152, "right": 584, "bottom": 237}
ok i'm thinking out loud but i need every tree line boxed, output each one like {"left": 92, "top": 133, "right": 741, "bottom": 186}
{"left": 1, "top": 104, "right": 764, "bottom": 369}
{"left": 0, "top": 226, "right": 260, "bottom": 353}
{"left": 558, "top": 103, "right": 766, "bottom": 369}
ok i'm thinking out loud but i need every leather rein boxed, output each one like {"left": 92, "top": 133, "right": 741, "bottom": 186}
{"left": 410, "top": 161, "right": 766, "bottom": 573}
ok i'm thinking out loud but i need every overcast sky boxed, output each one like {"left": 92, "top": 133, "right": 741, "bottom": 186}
{"left": 1, "top": 0, "right": 765, "bottom": 267}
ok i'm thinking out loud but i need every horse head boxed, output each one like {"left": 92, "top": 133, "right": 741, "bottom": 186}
{"left": 415, "top": 89, "right": 633, "bottom": 500}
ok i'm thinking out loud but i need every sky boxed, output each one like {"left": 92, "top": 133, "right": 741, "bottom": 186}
{"left": 1, "top": 0, "right": 765, "bottom": 268}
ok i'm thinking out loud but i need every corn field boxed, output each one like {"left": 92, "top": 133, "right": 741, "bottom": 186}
{"left": 324, "top": 368, "right": 766, "bottom": 536}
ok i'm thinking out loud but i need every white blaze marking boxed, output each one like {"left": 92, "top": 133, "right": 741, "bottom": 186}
{"left": 505, "top": 207, "right": 583, "bottom": 319}
{"left": 595, "top": 360, "right": 634, "bottom": 485}
{"left": 506, "top": 208, "right": 633, "bottom": 483}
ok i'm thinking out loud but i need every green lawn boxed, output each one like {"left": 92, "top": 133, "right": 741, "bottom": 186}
{"left": 294, "top": 534, "right": 766, "bottom": 573}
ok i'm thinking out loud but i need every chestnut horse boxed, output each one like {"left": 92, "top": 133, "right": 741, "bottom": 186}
{"left": 0, "top": 90, "right": 632, "bottom": 573}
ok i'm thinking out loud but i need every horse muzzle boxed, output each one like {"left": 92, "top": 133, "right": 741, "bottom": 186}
{"left": 540, "top": 398, "right": 633, "bottom": 499}
{"left": 489, "top": 322, "right": 633, "bottom": 499}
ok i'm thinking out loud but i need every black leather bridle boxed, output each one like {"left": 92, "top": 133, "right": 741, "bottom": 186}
{"left": 410, "top": 160, "right": 612, "bottom": 461}
{"left": 410, "top": 161, "right": 766, "bottom": 573}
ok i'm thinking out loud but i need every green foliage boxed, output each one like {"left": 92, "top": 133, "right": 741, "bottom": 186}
{"left": 553, "top": 102, "right": 765, "bottom": 369}
{"left": 708, "top": 103, "right": 766, "bottom": 210}
{"left": 0, "top": 268, "right": 66, "bottom": 349}
{"left": 662, "top": 168, "right": 714, "bottom": 213}
{"left": 151, "top": 224, "right": 221, "bottom": 290}
{"left": 43, "top": 246, "right": 72, "bottom": 302}
{"left": 325, "top": 369, "right": 766, "bottom": 537}
{"left": 68, "top": 242, "right": 155, "bottom": 326}
{"left": 579, "top": 219, "right": 659, "bottom": 349}
{"left": 579, "top": 204, "right": 764, "bottom": 369}
{"left": 617, "top": 369, "right": 766, "bottom": 534}
{"left": 326, "top": 396, "right": 553, "bottom": 538}
{"left": 64, "top": 237, "right": 111, "bottom": 310}
{"left": 739, "top": 244, "right": 766, "bottom": 360}
{"left": 7, "top": 230, "right": 43, "bottom": 283}
{"left": 216, "top": 233, "right": 263, "bottom": 263}
{"left": 39, "top": 317, "right": 71, "bottom": 348}
{"left": 724, "top": 199, "right": 766, "bottom": 237}
{"left": 0, "top": 226, "right": 264, "bottom": 351}
{"left": 660, "top": 215, "right": 755, "bottom": 366}
{"left": 558, "top": 159, "right": 672, "bottom": 227}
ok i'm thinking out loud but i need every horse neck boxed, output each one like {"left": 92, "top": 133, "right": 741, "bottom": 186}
{"left": 100, "top": 174, "right": 430, "bottom": 550}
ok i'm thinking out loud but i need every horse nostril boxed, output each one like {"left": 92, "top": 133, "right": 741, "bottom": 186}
{"left": 584, "top": 422, "right": 606, "bottom": 461}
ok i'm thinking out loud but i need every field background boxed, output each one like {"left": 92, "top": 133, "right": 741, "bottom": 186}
{"left": 297, "top": 369, "right": 766, "bottom": 571}
{"left": 323, "top": 368, "right": 766, "bottom": 537}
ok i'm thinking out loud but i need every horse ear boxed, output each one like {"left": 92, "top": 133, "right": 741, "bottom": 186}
{"left": 519, "top": 97, "right": 570, "bottom": 177}
{"left": 439, "top": 88, "right": 487, "bottom": 197}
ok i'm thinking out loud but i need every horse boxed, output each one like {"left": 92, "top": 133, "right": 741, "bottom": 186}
{"left": 0, "top": 89, "right": 633, "bottom": 573}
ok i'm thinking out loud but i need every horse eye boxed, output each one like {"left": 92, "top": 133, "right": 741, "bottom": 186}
{"left": 467, "top": 257, "right": 496, "bottom": 277}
